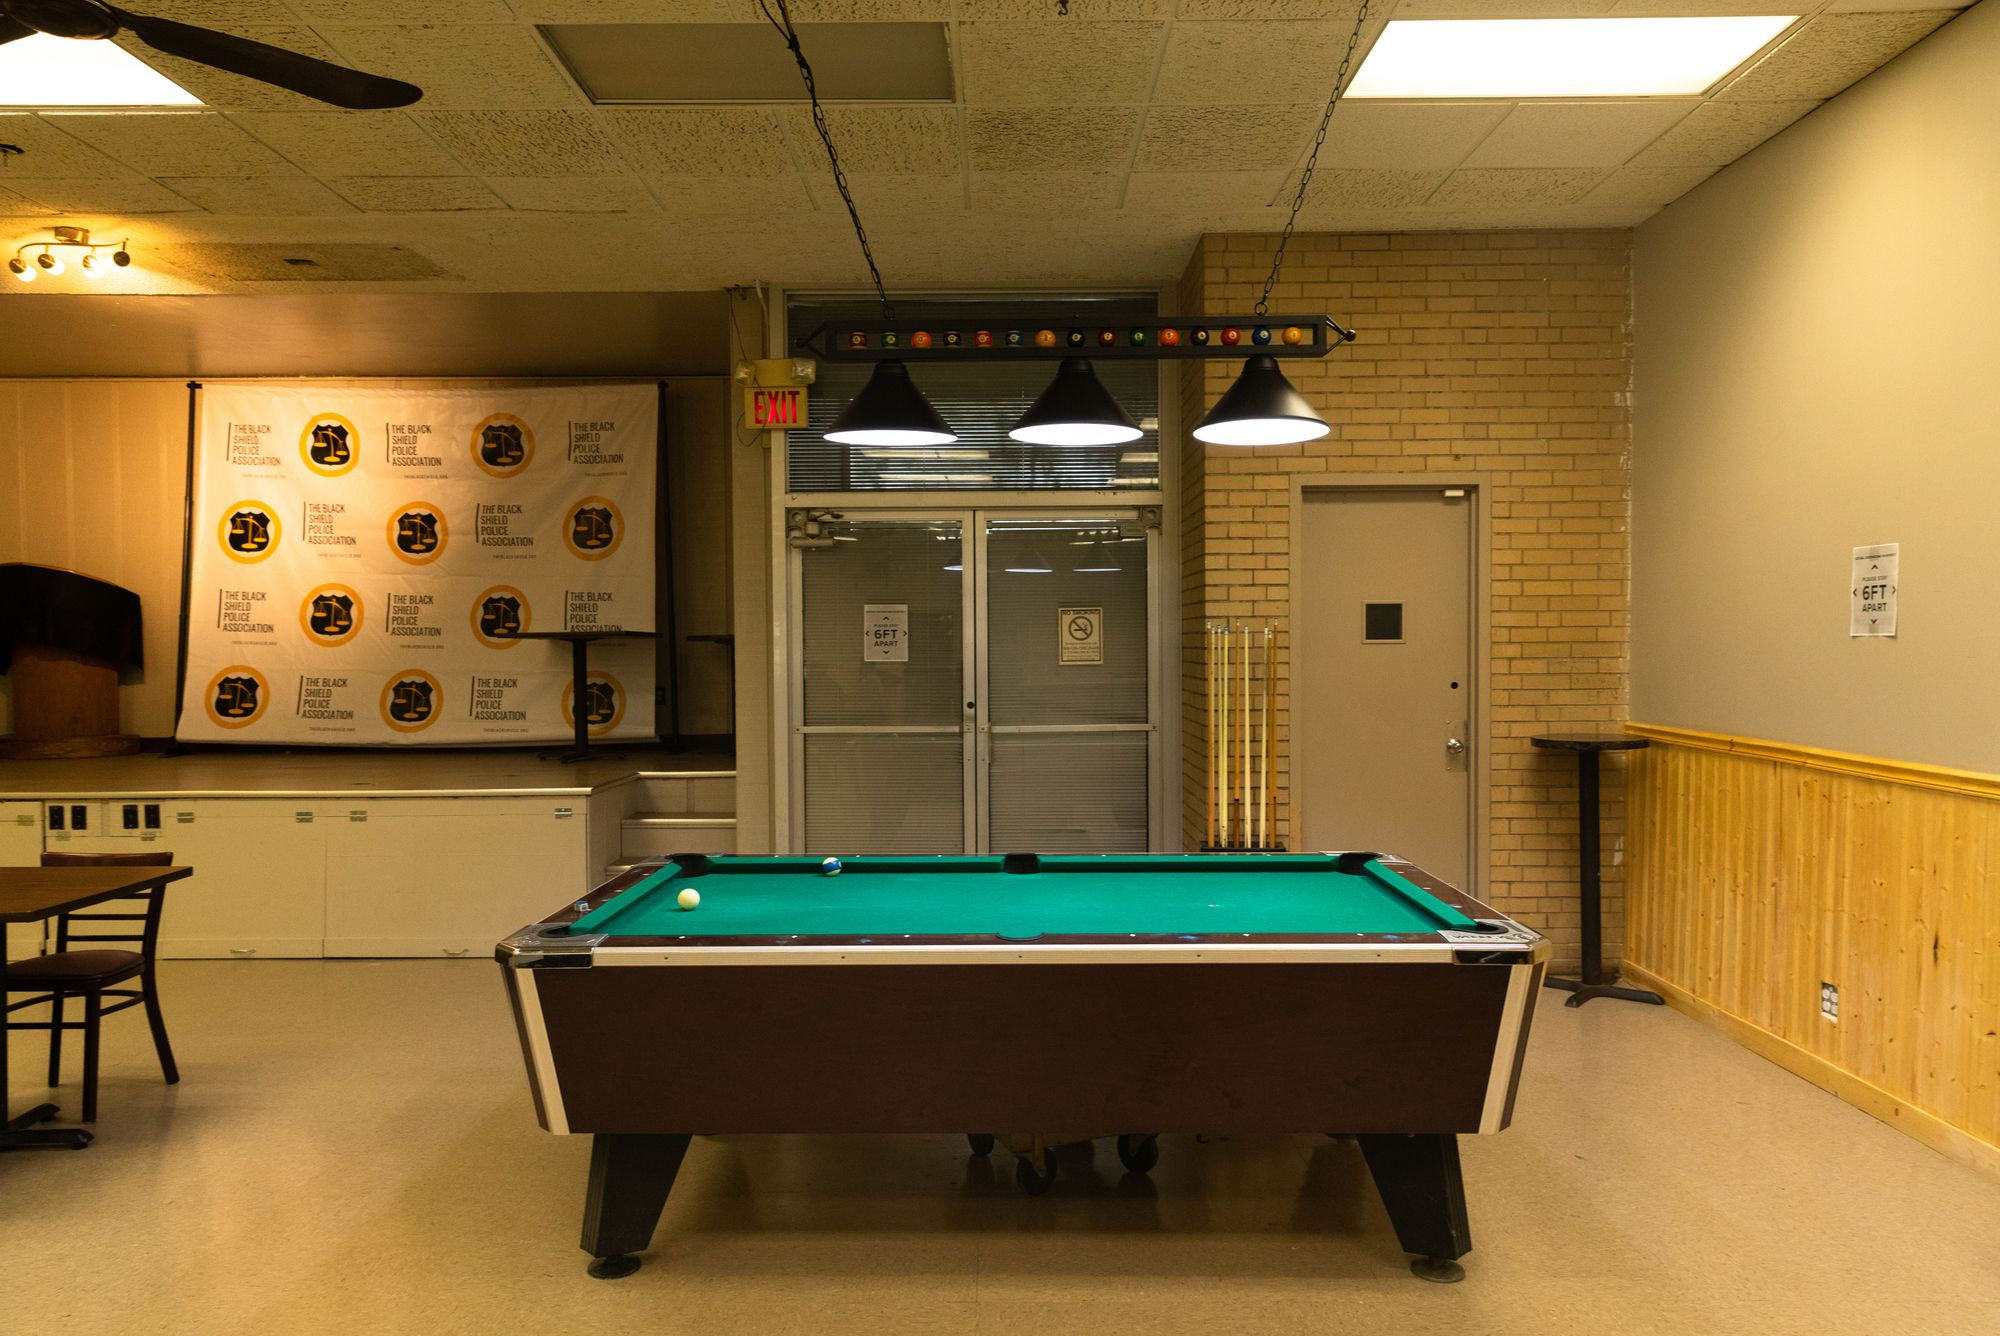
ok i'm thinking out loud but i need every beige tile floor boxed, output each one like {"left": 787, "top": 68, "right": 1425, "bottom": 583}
{"left": 5, "top": 960, "right": 1999, "bottom": 1335}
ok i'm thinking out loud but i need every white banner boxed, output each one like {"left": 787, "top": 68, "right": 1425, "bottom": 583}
{"left": 176, "top": 383, "right": 658, "bottom": 746}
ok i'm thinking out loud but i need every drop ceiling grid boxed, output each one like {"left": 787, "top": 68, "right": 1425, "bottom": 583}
{"left": 0, "top": 0, "right": 1972, "bottom": 293}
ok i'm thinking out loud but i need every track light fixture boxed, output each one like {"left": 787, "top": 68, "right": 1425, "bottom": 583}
{"left": 1010, "top": 358, "right": 1141, "bottom": 447}
{"left": 11, "top": 226, "right": 131, "bottom": 283}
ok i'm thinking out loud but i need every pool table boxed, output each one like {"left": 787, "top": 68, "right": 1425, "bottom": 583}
{"left": 497, "top": 851, "right": 1549, "bottom": 1281}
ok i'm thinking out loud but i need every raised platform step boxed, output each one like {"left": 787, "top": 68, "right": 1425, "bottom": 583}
{"left": 621, "top": 810, "right": 736, "bottom": 858}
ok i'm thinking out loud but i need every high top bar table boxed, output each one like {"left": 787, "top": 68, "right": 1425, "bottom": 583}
{"left": 1531, "top": 734, "right": 1662, "bottom": 1008}
{"left": 512, "top": 630, "right": 658, "bottom": 763}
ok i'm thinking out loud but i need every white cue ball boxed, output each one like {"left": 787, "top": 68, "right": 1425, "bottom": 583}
{"left": 821, "top": 856, "right": 843, "bottom": 876}
{"left": 677, "top": 888, "right": 701, "bottom": 910}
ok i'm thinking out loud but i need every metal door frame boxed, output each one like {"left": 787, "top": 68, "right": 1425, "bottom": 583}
{"left": 787, "top": 504, "right": 1162, "bottom": 854}
{"left": 786, "top": 508, "right": 979, "bottom": 853}
{"left": 1288, "top": 477, "right": 1491, "bottom": 893}
{"left": 973, "top": 508, "right": 1161, "bottom": 853}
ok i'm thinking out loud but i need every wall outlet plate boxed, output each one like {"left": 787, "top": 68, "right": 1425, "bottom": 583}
{"left": 1820, "top": 981, "right": 1840, "bottom": 1021}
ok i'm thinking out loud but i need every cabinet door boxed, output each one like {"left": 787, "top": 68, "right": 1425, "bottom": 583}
{"left": 323, "top": 798, "right": 585, "bottom": 957}
{"left": 96, "top": 800, "right": 329, "bottom": 959}
{"left": 2, "top": 800, "right": 44, "bottom": 958}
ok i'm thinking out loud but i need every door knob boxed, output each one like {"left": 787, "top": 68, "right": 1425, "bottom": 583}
{"left": 1445, "top": 738, "right": 1465, "bottom": 755}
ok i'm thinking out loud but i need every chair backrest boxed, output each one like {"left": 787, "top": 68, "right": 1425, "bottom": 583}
{"left": 38, "top": 850, "right": 176, "bottom": 956}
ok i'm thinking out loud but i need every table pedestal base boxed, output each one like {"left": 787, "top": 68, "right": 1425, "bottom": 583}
{"left": 1, "top": 1101, "right": 93, "bottom": 1151}
{"left": 1544, "top": 973, "right": 1664, "bottom": 1009}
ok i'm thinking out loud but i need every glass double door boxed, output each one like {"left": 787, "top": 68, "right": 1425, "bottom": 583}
{"left": 792, "top": 510, "right": 1154, "bottom": 854}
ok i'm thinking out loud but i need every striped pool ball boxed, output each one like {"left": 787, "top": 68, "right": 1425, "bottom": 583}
{"left": 974, "top": 330, "right": 994, "bottom": 347}
{"left": 881, "top": 331, "right": 901, "bottom": 348}
{"left": 942, "top": 330, "right": 962, "bottom": 348}
{"left": 1006, "top": 329, "right": 1025, "bottom": 347}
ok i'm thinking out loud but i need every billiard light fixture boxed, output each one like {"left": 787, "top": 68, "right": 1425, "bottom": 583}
{"left": 1195, "top": 357, "right": 1329, "bottom": 446}
{"left": 10, "top": 227, "right": 130, "bottom": 282}
{"left": 824, "top": 359, "right": 957, "bottom": 446}
{"left": 1010, "top": 358, "right": 1141, "bottom": 447}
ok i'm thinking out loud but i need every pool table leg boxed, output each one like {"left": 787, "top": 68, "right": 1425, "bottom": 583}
{"left": 1356, "top": 1133, "right": 1472, "bottom": 1283}
{"left": 580, "top": 1132, "right": 691, "bottom": 1278}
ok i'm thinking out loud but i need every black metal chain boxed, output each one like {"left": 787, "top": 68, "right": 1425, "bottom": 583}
{"left": 1258, "top": 0, "right": 1372, "bottom": 316}
{"left": 757, "top": 0, "right": 895, "bottom": 320}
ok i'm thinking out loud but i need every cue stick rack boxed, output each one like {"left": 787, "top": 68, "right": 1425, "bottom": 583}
{"left": 1202, "top": 620, "right": 1283, "bottom": 853}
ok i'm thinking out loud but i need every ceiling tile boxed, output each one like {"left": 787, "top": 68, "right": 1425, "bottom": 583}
{"left": 227, "top": 111, "right": 464, "bottom": 179}
{"left": 647, "top": 174, "right": 818, "bottom": 215}
{"left": 513, "top": 0, "right": 951, "bottom": 15}
{"left": 0, "top": 187, "right": 60, "bottom": 217}
{"left": 415, "top": 111, "right": 627, "bottom": 175}
{"left": 1626, "top": 99, "right": 1820, "bottom": 166}
{"left": 43, "top": 113, "right": 294, "bottom": 177}
{"left": 956, "top": 1, "right": 1166, "bottom": 16}
{"left": 1175, "top": 1, "right": 1366, "bottom": 17}
{"left": 1122, "top": 170, "right": 1289, "bottom": 211}
{"left": 1153, "top": 21, "right": 1353, "bottom": 104}
{"left": 1133, "top": 104, "right": 1316, "bottom": 171}
{"left": 835, "top": 173, "right": 964, "bottom": 215}
{"left": 956, "top": 21, "right": 1165, "bottom": 106}
{"left": 608, "top": 109, "right": 794, "bottom": 176}
{"left": 0, "top": 178, "right": 200, "bottom": 213}
{"left": 1465, "top": 102, "right": 1697, "bottom": 168}
{"left": 314, "top": 26, "right": 580, "bottom": 109}
{"left": 327, "top": 176, "right": 509, "bottom": 211}
{"left": 484, "top": 175, "right": 657, "bottom": 212}
{"left": 112, "top": 29, "right": 350, "bottom": 112}
{"left": 970, "top": 171, "right": 1122, "bottom": 210}
{"left": 1581, "top": 162, "right": 1721, "bottom": 207}
{"left": 966, "top": 109, "right": 1140, "bottom": 172}
{"left": 135, "top": 2, "right": 303, "bottom": 23}
{"left": 0, "top": 115, "right": 138, "bottom": 178}
{"left": 1428, "top": 167, "right": 1610, "bottom": 208}
{"left": 158, "top": 175, "right": 359, "bottom": 214}
{"left": 290, "top": 0, "right": 515, "bottom": 19}
{"left": 1717, "top": 10, "right": 1956, "bottom": 100}
{"left": 1821, "top": 0, "right": 1971, "bottom": 10}
{"left": 229, "top": 112, "right": 466, "bottom": 176}
{"left": 1300, "top": 168, "right": 1450, "bottom": 208}
{"left": 785, "top": 107, "right": 961, "bottom": 175}
{"left": 1317, "top": 102, "right": 1515, "bottom": 169}
{"left": 1396, "top": 0, "right": 1612, "bottom": 14}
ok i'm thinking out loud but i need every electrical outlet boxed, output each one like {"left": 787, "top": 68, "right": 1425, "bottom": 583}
{"left": 1820, "top": 982, "right": 1839, "bottom": 1022}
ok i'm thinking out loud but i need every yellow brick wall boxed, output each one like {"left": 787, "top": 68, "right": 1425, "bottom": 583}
{"left": 1178, "top": 230, "right": 1634, "bottom": 966}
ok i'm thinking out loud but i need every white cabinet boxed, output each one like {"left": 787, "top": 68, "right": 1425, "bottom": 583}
{"left": 2, "top": 800, "right": 44, "bottom": 959}
{"left": 43, "top": 800, "right": 331, "bottom": 959}
{"left": 322, "top": 798, "right": 584, "bottom": 957}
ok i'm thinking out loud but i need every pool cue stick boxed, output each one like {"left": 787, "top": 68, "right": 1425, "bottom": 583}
{"left": 1262, "top": 624, "right": 1275, "bottom": 848}
{"left": 1218, "top": 622, "right": 1229, "bottom": 847}
{"left": 1241, "top": 622, "right": 1251, "bottom": 849}
{"left": 1205, "top": 623, "right": 1216, "bottom": 848}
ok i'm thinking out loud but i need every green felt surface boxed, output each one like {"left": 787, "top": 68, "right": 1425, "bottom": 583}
{"left": 566, "top": 854, "right": 1480, "bottom": 940}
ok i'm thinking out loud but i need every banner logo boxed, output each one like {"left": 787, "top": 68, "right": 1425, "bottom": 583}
{"left": 473, "top": 413, "right": 534, "bottom": 478}
{"left": 300, "top": 414, "right": 360, "bottom": 477}
{"left": 563, "top": 496, "right": 623, "bottom": 560}
{"left": 219, "top": 502, "right": 280, "bottom": 563}
{"left": 470, "top": 586, "right": 530, "bottom": 649}
{"left": 205, "top": 665, "right": 269, "bottom": 729}
{"left": 381, "top": 669, "right": 442, "bottom": 732}
{"left": 388, "top": 502, "right": 448, "bottom": 565}
{"left": 300, "top": 585, "right": 363, "bottom": 648}
{"left": 561, "top": 673, "right": 625, "bottom": 736}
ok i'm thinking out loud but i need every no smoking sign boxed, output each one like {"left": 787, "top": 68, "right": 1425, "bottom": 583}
{"left": 1058, "top": 606, "right": 1104, "bottom": 665}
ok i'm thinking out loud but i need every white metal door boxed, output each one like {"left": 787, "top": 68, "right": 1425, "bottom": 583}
{"left": 1296, "top": 488, "right": 1474, "bottom": 884}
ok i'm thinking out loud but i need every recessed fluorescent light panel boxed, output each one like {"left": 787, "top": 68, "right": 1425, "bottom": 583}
{"left": 0, "top": 34, "right": 201, "bottom": 107}
{"left": 541, "top": 22, "right": 953, "bottom": 103}
{"left": 1346, "top": 17, "right": 1799, "bottom": 99}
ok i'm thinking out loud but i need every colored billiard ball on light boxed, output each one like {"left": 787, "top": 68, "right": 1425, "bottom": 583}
{"left": 821, "top": 857, "right": 844, "bottom": 876}
{"left": 677, "top": 888, "right": 701, "bottom": 910}
{"left": 1159, "top": 328, "right": 1180, "bottom": 346}
{"left": 1221, "top": 326, "right": 1241, "bottom": 346}
{"left": 1251, "top": 326, "right": 1273, "bottom": 345}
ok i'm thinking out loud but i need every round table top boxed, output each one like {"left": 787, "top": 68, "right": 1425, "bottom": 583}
{"left": 1530, "top": 733, "right": 1651, "bottom": 752}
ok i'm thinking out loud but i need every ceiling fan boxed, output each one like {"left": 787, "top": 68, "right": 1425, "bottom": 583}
{"left": 0, "top": 0, "right": 422, "bottom": 109}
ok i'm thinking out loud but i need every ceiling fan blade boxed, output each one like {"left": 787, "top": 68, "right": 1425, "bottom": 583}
{"left": 115, "top": 9, "right": 422, "bottom": 109}
{"left": 1, "top": 16, "right": 37, "bottom": 44}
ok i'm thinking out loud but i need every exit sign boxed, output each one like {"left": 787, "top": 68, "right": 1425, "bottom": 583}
{"left": 744, "top": 385, "right": 807, "bottom": 430}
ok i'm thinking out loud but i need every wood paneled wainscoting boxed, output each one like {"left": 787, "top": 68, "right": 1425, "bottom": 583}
{"left": 1625, "top": 725, "right": 2000, "bottom": 1177}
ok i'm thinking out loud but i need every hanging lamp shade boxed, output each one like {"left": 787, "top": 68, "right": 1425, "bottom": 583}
{"left": 825, "top": 359, "right": 957, "bottom": 446}
{"left": 1193, "top": 355, "right": 1330, "bottom": 446}
{"left": 1008, "top": 357, "right": 1143, "bottom": 447}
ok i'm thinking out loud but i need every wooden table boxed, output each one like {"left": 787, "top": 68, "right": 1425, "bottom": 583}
{"left": 1, "top": 865, "right": 192, "bottom": 1151}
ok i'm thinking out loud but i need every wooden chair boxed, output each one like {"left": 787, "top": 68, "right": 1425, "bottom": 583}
{"left": 3, "top": 851, "right": 180, "bottom": 1122}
